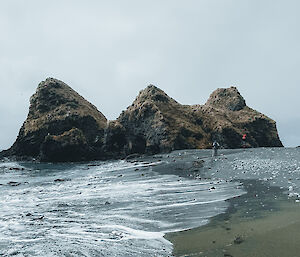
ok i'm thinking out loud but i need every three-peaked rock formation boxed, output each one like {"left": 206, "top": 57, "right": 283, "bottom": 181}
{"left": 0, "top": 78, "right": 283, "bottom": 162}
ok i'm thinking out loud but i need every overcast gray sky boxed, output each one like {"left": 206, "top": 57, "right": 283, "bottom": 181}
{"left": 0, "top": 0, "right": 299, "bottom": 149}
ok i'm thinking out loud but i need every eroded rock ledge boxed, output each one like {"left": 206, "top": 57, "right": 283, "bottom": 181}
{"left": 0, "top": 78, "right": 283, "bottom": 162}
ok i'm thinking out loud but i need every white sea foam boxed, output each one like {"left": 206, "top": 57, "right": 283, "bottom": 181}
{"left": 0, "top": 152, "right": 251, "bottom": 256}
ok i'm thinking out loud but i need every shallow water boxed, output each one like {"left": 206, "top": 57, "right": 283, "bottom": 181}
{"left": 1, "top": 147, "right": 299, "bottom": 257}
{"left": 0, "top": 155, "right": 243, "bottom": 257}
{"left": 209, "top": 147, "right": 300, "bottom": 198}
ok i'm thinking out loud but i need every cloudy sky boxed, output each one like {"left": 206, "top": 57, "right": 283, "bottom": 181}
{"left": 0, "top": 0, "right": 299, "bottom": 149}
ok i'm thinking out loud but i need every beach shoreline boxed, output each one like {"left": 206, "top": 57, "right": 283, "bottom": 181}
{"left": 165, "top": 178, "right": 300, "bottom": 257}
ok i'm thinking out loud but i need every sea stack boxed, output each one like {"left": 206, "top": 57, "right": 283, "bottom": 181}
{"left": 0, "top": 79, "right": 283, "bottom": 162}
{"left": 4, "top": 78, "right": 107, "bottom": 162}
{"left": 108, "top": 85, "right": 282, "bottom": 156}
{"left": 193, "top": 86, "right": 283, "bottom": 148}
{"left": 110, "top": 85, "right": 210, "bottom": 155}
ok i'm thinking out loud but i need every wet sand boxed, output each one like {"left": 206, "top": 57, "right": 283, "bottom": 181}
{"left": 165, "top": 179, "right": 300, "bottom": 257}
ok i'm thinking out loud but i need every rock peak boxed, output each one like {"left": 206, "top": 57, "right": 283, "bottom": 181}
{"left": 141, "top": 84, "right": 164, "bottom": 95}
{"left": 37, "top": 77, "right": 67, "bottom": 91}
{"left": 205, "top": 86, "right": 246, "bottom": 111}
{"left": 7, "top": 78, "right": 107, "bottom": 161}
{"left": 146, "top": 84, "right": 158, "bottom": 89}
{"left": 134, "top": 84, "right": 175, "bottom": 104}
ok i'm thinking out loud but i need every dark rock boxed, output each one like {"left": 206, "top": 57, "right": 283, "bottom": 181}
{"left": 115, "top": 85, "right": 209, "bottom": 155}
{"left": 3, "top": 78, "right": 107, "bottom": 162}
{"left": 114, "top": 85, "right": 282, "bottom": 156}
{"left": 234, "top": 236, "right": 244, "bottom": 244}
{"left": 0, "top": 80, "right": 283, "bottom": 162}
{"left": 192, "top": 87, "right": 282, "bottom": 148}
{"left": 7, "top": 181, "right": 21, "bottom": 186}
{"left": 206, "top": 87, "right": 246, "bottom": 111}
{"left": 103, "top": 121, "right": 127, "bottom": 158}
{"left": 9, "top": 167, "right": 24, "bottom": 171}
{"left": 41, "top": 128, "right": 90, "bottom": 162}
{"left": 54, "top": 178, "right": 66, "bottom": 182}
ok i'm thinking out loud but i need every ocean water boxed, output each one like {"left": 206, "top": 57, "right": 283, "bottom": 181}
{"left": 0, "top": 147, "right": 299, "bottom": 256}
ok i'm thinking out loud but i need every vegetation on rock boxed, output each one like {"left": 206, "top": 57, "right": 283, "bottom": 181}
{"left": 4, "top": 78, "right": 107, "bottom": 161}
{"left": 0, "top": 79, "right": 283, "bottom": 162}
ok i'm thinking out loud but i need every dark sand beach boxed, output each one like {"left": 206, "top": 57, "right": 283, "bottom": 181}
{"left": 166, "top": 178, "right": 300, "bottom": 257}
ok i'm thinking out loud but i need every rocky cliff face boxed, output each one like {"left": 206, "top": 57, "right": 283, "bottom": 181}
{"left": 5, "top": 78, "right": 107, "bottom": 161}
{"left": 109, "top": 85, "right": 210, "bottom": 155}
{"left": 205, "top": 87, "right": 246, "bottom": 111}
{"left": 1, "top": 79, "right": 283, "bottom": 162}
{"left": 193, "top": 87, "right": 282, "bottom": 148}
{"left": 109, "top": 86, "right": 282, "bottom": 156}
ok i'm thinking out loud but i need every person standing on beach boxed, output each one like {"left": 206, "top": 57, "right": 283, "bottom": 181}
{"left": 212, "top": 141, "right": 220, "bottom": 157}
{"left": 242, "top": 133, "right": 247, "bottom": 148}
